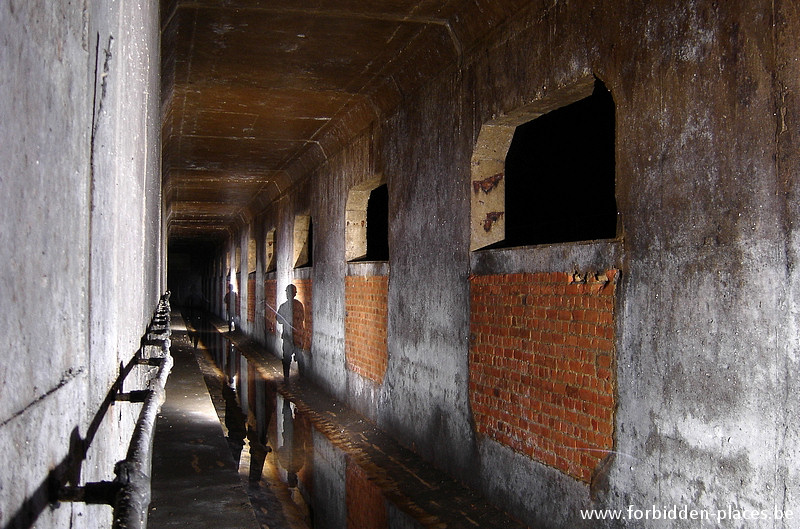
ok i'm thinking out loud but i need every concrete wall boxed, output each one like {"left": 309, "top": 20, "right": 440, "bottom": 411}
{"left": 214, "top": 1, "right": 800, "bottom": 527}
{"left": 0, "top": 0, "right": 162, "bottom": 527}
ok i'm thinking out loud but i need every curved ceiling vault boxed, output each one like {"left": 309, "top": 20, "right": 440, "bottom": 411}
{"left": 161, "top": 0, "right": 533, "bottom": 245}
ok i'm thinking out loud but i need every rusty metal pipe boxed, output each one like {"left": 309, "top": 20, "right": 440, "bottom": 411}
{"left": 112, "top": 350, "right": 172, "bottom": 529}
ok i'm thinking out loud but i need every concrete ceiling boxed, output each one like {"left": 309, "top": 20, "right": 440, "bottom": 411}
{"left": 161, "top": 0, "right": 531, "bottom": 244}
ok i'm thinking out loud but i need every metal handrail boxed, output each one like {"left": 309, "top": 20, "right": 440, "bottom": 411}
{"left": 112, "top": 292, "right": 172, "bottom": 529}
{"left": 58, "top": 292, "right": 172, "bottom": 529}
{"left": 112, "top": 344, "right": 172, "bottom": 529}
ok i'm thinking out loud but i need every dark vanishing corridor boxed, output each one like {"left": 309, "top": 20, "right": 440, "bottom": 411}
{"left": 4, "top": 1, "right": 800, "bottom": 528}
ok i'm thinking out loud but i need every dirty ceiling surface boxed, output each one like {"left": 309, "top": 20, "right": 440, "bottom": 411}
{"left": 162, "top": 0, "right": 531, "bottom": 243}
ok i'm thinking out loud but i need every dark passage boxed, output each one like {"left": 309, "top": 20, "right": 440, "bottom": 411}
{"left": 365, "top": 184, "right": 390, "bottom": 261}
{"left": 500, "top": 79, "right": 617, "bottom": 248}
{"left": 353, "top": 183, "right": 390, "bottom": 262}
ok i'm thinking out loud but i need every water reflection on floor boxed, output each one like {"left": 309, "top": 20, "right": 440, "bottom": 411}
{"left": 186, "top": 314, "right": 528, "bottom": 529}
{"left": 194, "top": 327, "right": 315, "bottom": 529}
{"left": 193, "top": 320, "right": 425, "bottom": 529}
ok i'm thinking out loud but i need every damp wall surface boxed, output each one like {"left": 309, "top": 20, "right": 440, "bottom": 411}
{"left": 0, "top": 1, "right": 163, "bottom": 528}
{"left": 217, "top": 1, "right": 800, "bottom": 527}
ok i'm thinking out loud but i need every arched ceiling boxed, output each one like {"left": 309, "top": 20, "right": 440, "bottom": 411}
{"left": 161, "top": 0, "right": 531, "bottom": 244}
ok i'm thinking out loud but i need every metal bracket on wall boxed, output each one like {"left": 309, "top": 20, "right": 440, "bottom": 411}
{"left": 115, "top": 390, "right": 151, "bottom": 403}
{"left": 58, "top": 480, "right": 120, "bottom": 506}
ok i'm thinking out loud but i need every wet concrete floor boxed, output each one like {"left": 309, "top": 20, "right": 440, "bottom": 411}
{"left": 150, "top": 310, "right": 529, "bottom": 529}
{"left": 148, "top": 312, "right": 260, "bottom": 528}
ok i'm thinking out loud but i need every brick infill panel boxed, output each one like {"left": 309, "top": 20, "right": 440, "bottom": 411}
{"left": 293, "top": 279, "right": 313, "bottom": 351}
{"left": 469, "top": 270, "right": 618, "bottom": 482}
{"left": 264, "top": 279, "right": 277, "bottom": 335}
{"left": 247, "top": 275, "right": 256, "bottom": 322}
{"left": 345, "top": 275, "right": 389, "bottom": 383}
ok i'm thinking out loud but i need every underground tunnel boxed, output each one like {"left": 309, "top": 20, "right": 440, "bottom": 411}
{"left": 3, "top": 1, "right": 800, "bottom": 528}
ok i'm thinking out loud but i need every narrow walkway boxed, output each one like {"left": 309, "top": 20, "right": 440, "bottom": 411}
{"left": 148, "top": 312, "right": 260, "bottom": 529}
{"left": 150, "top": 311, "right": 530, "bottom": 529}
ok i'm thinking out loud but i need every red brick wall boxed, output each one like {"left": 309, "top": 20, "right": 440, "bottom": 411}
{"left": 345, "top": 275, "right": 389, "bottom": 383}
{"left": 469, "top": 270, "right": 617, "bottom": 483}
{"left": 346, "top": 460, "right": 387, "bottom": 529}
{"left": 247, "top": 274, "right": 255, "bottom": 322}
{"left": 264, "top": 279, "right": 277, "bottom": 334}
{"left": 236, "top": 273, "right": 242, "bottom": 317}
{"left": 293, "top": 279, "right": 313, "bottom": 351}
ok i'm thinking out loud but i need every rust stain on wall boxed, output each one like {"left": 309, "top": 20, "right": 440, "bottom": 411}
{"left": 472, "top": 172, "right": 504, "bottom": 194}
{"left": 482, "top": 211, "right": 504, "bottom": 232}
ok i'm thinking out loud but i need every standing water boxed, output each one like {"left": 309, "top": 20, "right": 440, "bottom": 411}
{"left": 187, "top": 314, "right": 528, "bottom": 529}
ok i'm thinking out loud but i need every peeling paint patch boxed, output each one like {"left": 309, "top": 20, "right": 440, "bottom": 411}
{"left": 482, "top": 211, "right": 504, "bottom": 232}
{"left": 472, "top": 172, "right": 503, "bottom": 194}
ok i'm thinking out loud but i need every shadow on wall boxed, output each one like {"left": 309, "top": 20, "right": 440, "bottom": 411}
{"left": 4, "top": 427, "right": 83, "bottom": 529}
{"left": 6, "top": 293, "right": 172, "bottom": 529}
{"left": 4, "top": 354, "right": 144, "bottom": 528}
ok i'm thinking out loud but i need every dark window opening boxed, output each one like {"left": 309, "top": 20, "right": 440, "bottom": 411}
{"left": 496, "top": 79, "right": 617, "bottom": 248}
{"left": 264, "top": 229, "right": 276, "bottom": 273}
{"left": 305, "top": 218, "right": 314, "bottom": 267}
{"left": 357, "top": 184, "right": 389, "bottom": 261}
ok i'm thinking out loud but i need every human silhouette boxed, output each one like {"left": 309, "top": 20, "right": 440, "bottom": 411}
{"left": 276, "top": 284, "right": 304, "bottom": 378}
{"left": 224, "top": 284, "right": 237, "bottom": 331}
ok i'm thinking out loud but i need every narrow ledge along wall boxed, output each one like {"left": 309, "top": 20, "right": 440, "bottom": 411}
{"left": 211, "top": 1, "right": 800, "bottom": 527}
